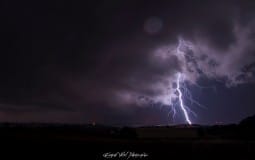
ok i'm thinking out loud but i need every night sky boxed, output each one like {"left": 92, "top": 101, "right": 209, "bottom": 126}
{"left": 1, "top": 0, "right": 255, "bottom": 125}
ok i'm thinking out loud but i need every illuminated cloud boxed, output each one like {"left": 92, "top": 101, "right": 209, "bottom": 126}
{"left": 0, "top": 0, "right": 255, "bottom": 124}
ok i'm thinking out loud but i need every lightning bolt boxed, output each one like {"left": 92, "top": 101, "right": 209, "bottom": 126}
{"left": 137, "top": 37, "right": 207, "bottom": 125}
{"left": 172, "top": 38, "right": 192, "bottom": 124}
{"left": 166, "top": 38, "right": 200, "bottom": 125}
{"left": 176, "top": 73, "right": 192, "bottom": 125}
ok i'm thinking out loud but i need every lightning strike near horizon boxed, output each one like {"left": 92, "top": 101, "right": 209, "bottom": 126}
{"left": 166, "top": 71, "right": 195, "bottom": 125}
{"left": 175, "top": 73, "right": 192, "bottom": 124}
{"left": 137, "top": 37, "right": 207, "bottom": 125}
{"left": 164, "top": 38, "right": 194, "bottom": 125}
{"left": 167, "top": 37, "right": 200, "bottom": 125}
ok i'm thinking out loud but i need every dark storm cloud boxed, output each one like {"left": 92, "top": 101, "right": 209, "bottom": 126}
{"left": 0, "top": 0, "right": 255, "bottom": 124}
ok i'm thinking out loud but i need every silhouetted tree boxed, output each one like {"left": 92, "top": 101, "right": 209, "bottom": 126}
{"left": 239, "top": 115, "right": 255, "bottom": 127}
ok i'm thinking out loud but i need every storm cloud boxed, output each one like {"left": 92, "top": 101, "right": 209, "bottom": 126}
{"left": 0, "top": 0, "right": 255, "bottom": 125}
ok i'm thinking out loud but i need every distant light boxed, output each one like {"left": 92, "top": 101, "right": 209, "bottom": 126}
{"left": 215, "top": 121, "right": 223, "bottom": 125}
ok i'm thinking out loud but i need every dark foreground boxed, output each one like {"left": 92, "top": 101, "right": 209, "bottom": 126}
{"left": 1, "top": 123, "right": 255, "bottom": 159}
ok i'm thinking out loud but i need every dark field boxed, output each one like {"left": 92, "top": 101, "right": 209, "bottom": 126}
{"left": 1, "top": 123, "right": 255, "bottom": 159}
